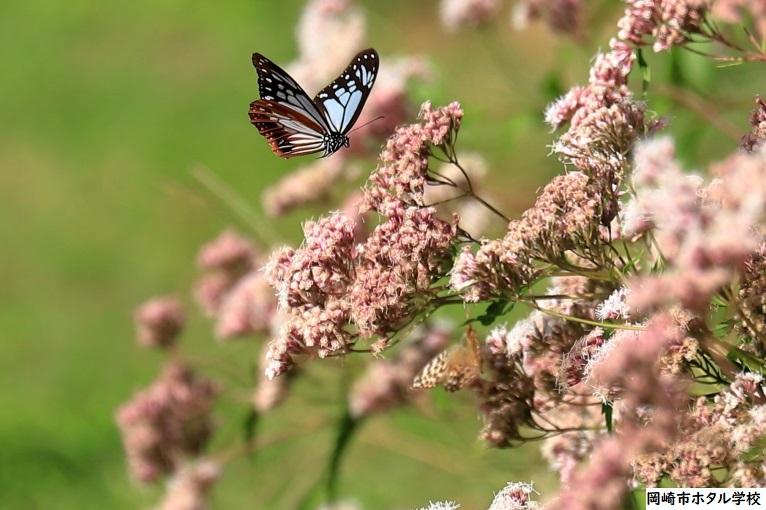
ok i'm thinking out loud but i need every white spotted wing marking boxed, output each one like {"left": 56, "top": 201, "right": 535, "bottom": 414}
{"left": 314, "top": 49, "right": 379, "bottom": 134}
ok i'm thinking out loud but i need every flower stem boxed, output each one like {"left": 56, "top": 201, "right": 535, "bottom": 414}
{"left": 528, "top": 302, "right": 644, "bottom": 331}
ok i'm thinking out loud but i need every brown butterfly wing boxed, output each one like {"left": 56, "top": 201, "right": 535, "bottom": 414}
{"left": 412, "top": 327, "right": 481, "bottom": 392}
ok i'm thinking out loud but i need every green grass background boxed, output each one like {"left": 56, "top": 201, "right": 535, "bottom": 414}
{"left": 1, "top": 0, "right": 764, "bottom": 508}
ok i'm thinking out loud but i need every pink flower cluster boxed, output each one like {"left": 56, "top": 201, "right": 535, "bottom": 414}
{"left": 627, "top": 137, "right": 766, "bottom": 313}
{"left": 156, "top": 459, "right": 220, "bottom": 510}
{"left": 215, "top": 270, "right": 276, "bottom": 339}
{"left": 263, "top": 213, "right": 357, "bottom": 377}
{"left": 351, "top": 204, "right": 456, "bottom": 336}
{"left": 264, "top": 206, "right": 456, "bottom": 376}
{"left": 263, "top": 104, "right": 464, "bottom": 377}
{"left": 618, "top": 0, "right": 707, "bottom": 52}
{"left": 115, "top": 363, "right": 218, "bottom": 483}
{"left": 440, "top": 0, "right": 501, "bottom": 31}
{"left": 450, "top": 172, "right": 607, "bottom": 302}
{"left": 512, "top": 0, "right": 582, "bottom": 36}
{"left": 363, "top": 101, "right": 464, "bottom": 215}
{"left": 634, "top": 371, "right": 766, "bottom": 487}
{"left": 547, "top": 38, "right": 644, "bottom": 185}
{"left": 547, "top": 314, "right": 685, "bottom": 510}
{"left": 134, "top": 296, "right": 185, "bottom": 349}
{"left": 193, "top": 229, "right": 256, "bottom": 316}
{"left": 192, "top": 230, "right": 276, "bottom": 340}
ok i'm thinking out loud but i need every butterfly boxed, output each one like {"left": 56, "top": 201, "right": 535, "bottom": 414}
{"left": 249, "top": 48, "right": 379, "bottom": 159}
{"left": 412, "top": 326, "right": 482, "bottom": 392}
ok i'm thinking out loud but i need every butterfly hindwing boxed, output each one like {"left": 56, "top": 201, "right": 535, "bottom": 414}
{"left": 313, "top": 49, "right": 379, "bottom": 135}
{"left": 249, "top": 99, "right": 326, "bottom": 158}
{"left": 412, "top": 349, "right": 451, "bottom": 390}
{"left": 412, "top": 327, "right": 481, "bottom": 392}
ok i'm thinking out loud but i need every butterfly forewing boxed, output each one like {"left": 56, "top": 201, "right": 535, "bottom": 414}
{"left": 313, "top": 49, "right": 379, "bottom": 135}
{"left": 251, "top": 53, "right": 330, "bottom": 130}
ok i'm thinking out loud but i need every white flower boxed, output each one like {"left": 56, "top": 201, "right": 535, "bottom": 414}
{"left": 488, "top": 481, "right": 540, "bottom": 510}
{"left": 418, "top": 502, "right": 460, "bottom": 510}
{"left": 595, "top": 287, "right": 631, "bottom": 321}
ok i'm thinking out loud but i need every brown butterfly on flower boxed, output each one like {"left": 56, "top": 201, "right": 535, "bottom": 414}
{"left": 412, "top": 326, "right": 482, "bottom": 392}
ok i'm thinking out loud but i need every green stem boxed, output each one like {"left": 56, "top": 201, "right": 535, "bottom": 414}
{"left": 528, "top": 302, "right": 644, "bottom": 331}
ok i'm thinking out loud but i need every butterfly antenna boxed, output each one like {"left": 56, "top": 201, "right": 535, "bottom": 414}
{"left": 347, "top": 115, "right": 385, "bottom": 135}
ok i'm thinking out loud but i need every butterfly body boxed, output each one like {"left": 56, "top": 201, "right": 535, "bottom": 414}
{"left": 249, "top": 49, "right": 379, "bottom": 158}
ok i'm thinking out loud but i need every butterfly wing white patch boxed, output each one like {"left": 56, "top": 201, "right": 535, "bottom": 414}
{"left": 313, "top": 48, "right": 379, "bottom": 135}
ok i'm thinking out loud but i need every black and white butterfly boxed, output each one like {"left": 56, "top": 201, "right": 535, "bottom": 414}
{"left": 249, "top": 48, "right": 379, "bottom": 158}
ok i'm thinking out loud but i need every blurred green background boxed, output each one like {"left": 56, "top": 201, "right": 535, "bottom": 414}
{"left": 2, "top": 0, "right": 765, "bottom": 508}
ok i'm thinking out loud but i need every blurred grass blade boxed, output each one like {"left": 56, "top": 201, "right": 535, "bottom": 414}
{"left": 325, "top": 409, "right": 362, "bottom": 503}
{"left": 242, "top": 408, "right": 259, "bottom": 459}
{"left": 191, "top": 163, "right": 281, "bottom": 245}
{"left": 637, "top": 49, "right": 650, "bottom": 97}
{"left": 602, "top": 402, "right": 613, "bottom": 434}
